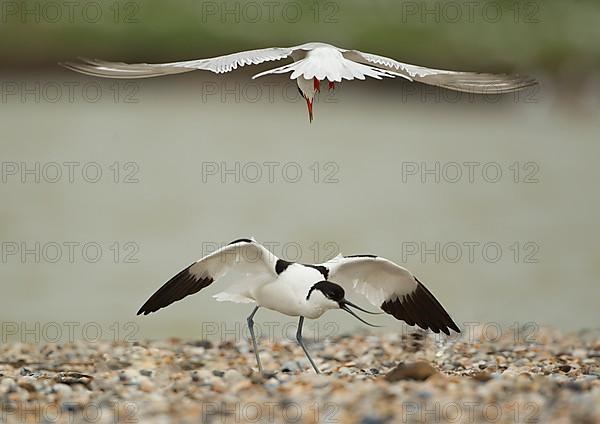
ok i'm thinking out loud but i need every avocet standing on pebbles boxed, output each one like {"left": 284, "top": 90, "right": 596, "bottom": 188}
{"left": 137, "top": 238, "right": 460, "bottom": 373}
{"left": 63, "top": 41, "right": 536, "bottom": 122}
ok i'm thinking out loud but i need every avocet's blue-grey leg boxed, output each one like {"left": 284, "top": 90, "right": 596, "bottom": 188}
{"left": 246, "top": 305, "right": 262, "bottom": 372}
{"left": 296, "top": 316, "right": 320, "bottom": 374}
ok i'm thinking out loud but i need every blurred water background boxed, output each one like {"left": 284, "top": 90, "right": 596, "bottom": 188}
{"left": 1, "top": 0, "right": 599, "bottom": 342}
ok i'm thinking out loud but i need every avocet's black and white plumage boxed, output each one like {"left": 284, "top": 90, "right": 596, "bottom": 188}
{"left": 137, "top": 238, "right": 460, "bottom": 373}
{"left": 62, "top": 41, "right": 537, "bottom": 122}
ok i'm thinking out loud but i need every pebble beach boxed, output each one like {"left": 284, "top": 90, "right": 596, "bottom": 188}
{"left": 1, "top": 327, "right": 599, "bottom": 424}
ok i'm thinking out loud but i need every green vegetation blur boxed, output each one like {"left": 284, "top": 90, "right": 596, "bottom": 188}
{"left": 1, "top": 0, "right": 599, "bottom": 76}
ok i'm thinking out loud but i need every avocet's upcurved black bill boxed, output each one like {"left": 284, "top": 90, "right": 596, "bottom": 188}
{"left": 340, "top": 302, "right": 382, "bottom": 327}
{"left": 341, "top": 299, "right": 383, "bottom": 315}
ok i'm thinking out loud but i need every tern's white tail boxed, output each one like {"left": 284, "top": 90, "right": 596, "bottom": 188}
{"left": 253, "top": 56, "right": 398, "bottom": 82}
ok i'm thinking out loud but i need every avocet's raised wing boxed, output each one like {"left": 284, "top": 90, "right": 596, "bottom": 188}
{"left": 137, "top": 238, "right": 278, "bottom": 315}
{"left": 322, "top": 254, "right": 460, "bottom": 335}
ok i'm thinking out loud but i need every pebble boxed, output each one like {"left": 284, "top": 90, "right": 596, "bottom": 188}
{"left": 0, "top": 378, "right": 17, "bottom": 394}
{"left": 52, "top": 383, "right": 72, "bottom": 396}
{"left": 187, "top": 340, "right": 213, "bottom": 349}
{"left": 139, "top": 377, "right": 155, "bottom": 393}
{"left": 223, "top": 369, "right": 243, "bottom": 382}
{"left": 0, "top": 328, "right": 597, "bottom": 423}
{"left": 54, "top": 372, "right": 93, "bottom": 387}
{"left": 471, "top": 371, "right": 493, "bottom": 382}
{"left": 281, "top": 361, "right": 302, "bottom": 372}
{"left": 385, "top": 361, "right": 438, "bottom": 382}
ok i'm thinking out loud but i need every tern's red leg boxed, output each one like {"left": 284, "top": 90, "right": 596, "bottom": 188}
{"left": 328, "top": 81, "right": 335, "bottom": 91}
{"left": 305, "top": 98, "right": 314, "bottom": 123}
{"left": 313, "top": 78, "right": 320, "bottom": 93}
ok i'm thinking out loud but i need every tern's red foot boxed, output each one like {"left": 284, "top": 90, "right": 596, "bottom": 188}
{"left": 313, "top": 78, "right": 320, "bottom": 93}
{"left": 328, "top": 81, "right": 335, "bottom": 91}
{"left": 305, "top": 98, "right": 314, "bottom": 123}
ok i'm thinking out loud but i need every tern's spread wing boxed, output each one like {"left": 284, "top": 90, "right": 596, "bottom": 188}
{"left": 137, "top": 238, "right": 278, "bottom": 315}
{"left": 345, "top": 50, "right": 537, "bottom": 94}
{"left": 62, "top": 46, "right": 302, "bottom": 79}
{"left": 322, "top": 255, "right": 460, "bottom": 335}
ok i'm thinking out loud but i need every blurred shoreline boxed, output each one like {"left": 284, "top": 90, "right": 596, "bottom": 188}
{"left": 1, "top": 0, "right": 600, "bottom": 77}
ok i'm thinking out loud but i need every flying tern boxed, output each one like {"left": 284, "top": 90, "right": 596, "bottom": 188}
{"left": 62, "top": 42, "right": 536, "bottom": 122}
{"left": 136, "top": 238, "right": 460, "bottom": 373}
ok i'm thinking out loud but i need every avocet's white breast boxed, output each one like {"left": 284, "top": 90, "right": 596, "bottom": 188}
{"left": 251, "top": 264, "right": 326, "bottom": 318}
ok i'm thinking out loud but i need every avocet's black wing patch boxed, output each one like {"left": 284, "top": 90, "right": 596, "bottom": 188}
{"left": 137, "top": 266, "right": 212, "bottom": 315}
{"left": 137, "top": 238, "right": 278, "bottom": 315}
{"left": 275, "top": 259, "right": 294, "bottom": 274}
{"left": 228, "top": 238, "right": 253, "bottom": 245}
{"left": 381, "top": 277, "right": 460, "bottom": 335}
{"left": 321, "top": 255, "right": 459, "bottom": 335}
{"left": 303, "top": 264, "right": 329, "bottom": 279}
{"left": 275, "top": 260, "right": 328, "bottom": 279}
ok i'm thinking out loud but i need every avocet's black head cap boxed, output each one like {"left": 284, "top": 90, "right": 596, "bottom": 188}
{"left": 306, "top": 281, "right": 383, "bottom": 328}
{"left": 306, "top": 281, "right": 345, "bottom": 302}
